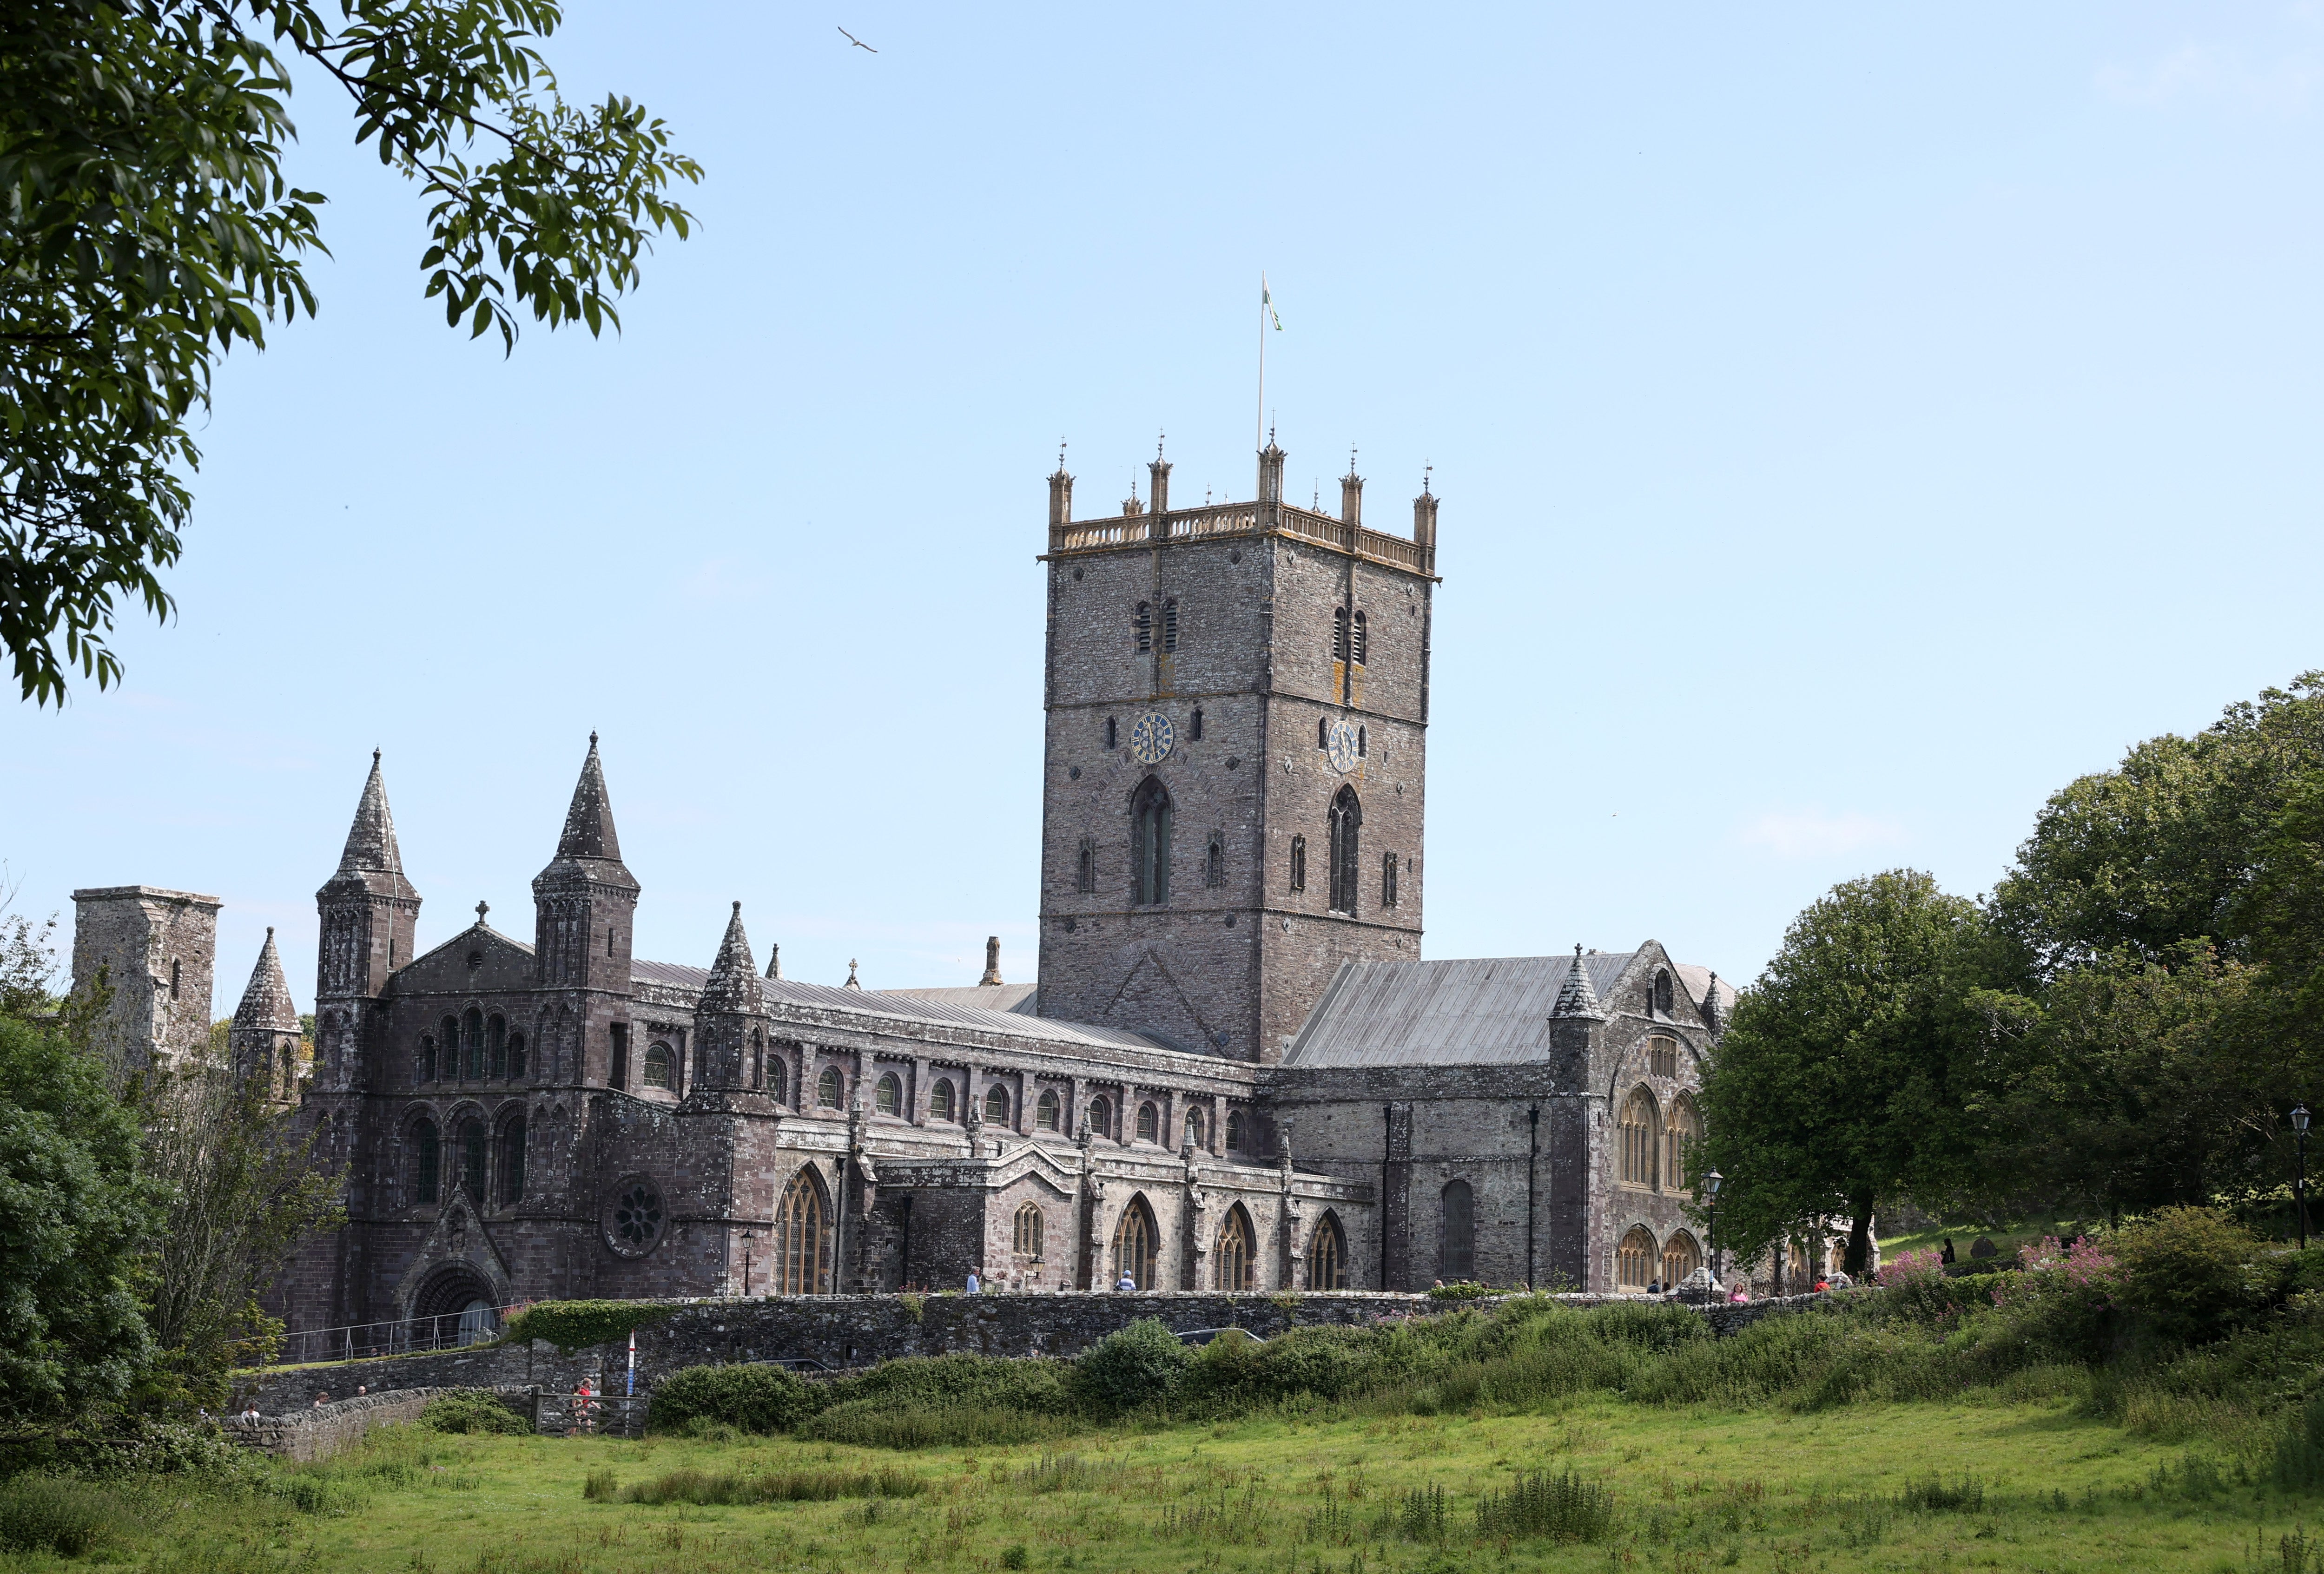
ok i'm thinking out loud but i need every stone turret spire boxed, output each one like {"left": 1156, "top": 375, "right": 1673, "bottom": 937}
{"left": 1551, "top": 944, "right": 1603, "bottom": 1019}
{"left": 764, "top": 943, "right": 782, "bottom": 981}
{"left": 980, "top": 936, "right": 1003, "bottom": 988}
{"left": 233, "top": 928, "right": 300, "bottom": 1034}
{"left": 555, "top": 732, "right": 622, "bottom": 862}
{"left": 337, "top": 749, "right": 405, "bottom": 876}
{"left": 700, "top": 902, "right": 765, "bottom": 1016}
{"left": 230, "top": 927, "right": 303, "bottom": 1104}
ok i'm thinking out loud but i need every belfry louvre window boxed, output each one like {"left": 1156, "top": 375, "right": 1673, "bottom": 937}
{"left": 1076, "top": 837, "right": 1096, "bottom": 894}
{"left": 1134, "top": 602, "right": 1152, "bottom": 653}
{"left": 1648, "top": 1036, "right": 1678, "bottom": 1079}
{"left": 1351, "top": 610, "right": 1367, "bottom": 665}
{"left": 1162, "top": 598, "right": 1179, "bottom": 652}
{"left": 1290, "top": 834, "right": 1307, "bottom": 893}
{"left": 1327, "top": 786, "right": 1362, "bottom": 914}
{"left": 1014, "top": 1202, "right": 1044, "bottom": 1259}
{"left": 772, "top": 1170, "right": 827, "bottom": 1295}
{"left": 1332, "top": 606, "right": 1351, "bottom": 662}
{"left": 1381, "top": 850, "right": 1399, "bottom": 908}
{"left": 1130, "top": 777, "right": 1172, "bottom": 905}
{"left": 1620, "top": 1090, "right": 1659, "bottom": 1188}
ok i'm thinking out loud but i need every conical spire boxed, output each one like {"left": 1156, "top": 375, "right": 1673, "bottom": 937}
{"left": 699, "top": 902, "right": 766, "bottom": 1015}
{"left": 1551, "top": 944, "right": 1603, "bottom": 1019}
{"left": 231, "top": 927, "right": 301, "bottom": 1032}
{"left": 555, "top": 732, "right": 622, "bottom": 862}
{"left": 337, "top": 750, "right": 404, "bottom": 875}
{"left": 764, "top": 943, "right": 782, "bottom": 981}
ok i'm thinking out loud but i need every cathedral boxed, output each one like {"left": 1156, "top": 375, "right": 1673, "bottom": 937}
{"left": 85, "top": 439, "right": 1730, "bottom": 1336}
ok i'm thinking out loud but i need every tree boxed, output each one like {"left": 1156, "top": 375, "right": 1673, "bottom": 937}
{"left": 2, "top": 0, "right": 700, "bottom": 705}
{"left": 1696, "top": 870, "right": 2002, "bottom": 1276}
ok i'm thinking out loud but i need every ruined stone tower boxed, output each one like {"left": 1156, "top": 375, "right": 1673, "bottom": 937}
{"left": 69, "top": 884, "right": 222, "bottom": 1080}
{"left": 1034, "top": 438, "right": 1439, "bottom": 1061}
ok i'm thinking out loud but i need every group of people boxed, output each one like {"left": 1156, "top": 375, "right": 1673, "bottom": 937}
{"left": 958, "top": 1267, "right": 1135, "bottom": 1293}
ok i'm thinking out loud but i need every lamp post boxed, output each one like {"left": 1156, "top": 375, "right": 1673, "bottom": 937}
{"left": 1703, "top": 1170, "right": 1724, "bottom": 1287}
{"left": 2294, "top": 1108, "right": 2312, "bottom": 1251}
{"left": 740, "top": 1229, "right": 757, "bottom": 1297}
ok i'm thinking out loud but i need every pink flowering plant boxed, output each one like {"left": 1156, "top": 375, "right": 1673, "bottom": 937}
{"left": 1983, "top": 1235, "right": 2124, "bottom": 1362}
{"left": 1875, "top": 1247, "right": 1946, "bottom": 1291}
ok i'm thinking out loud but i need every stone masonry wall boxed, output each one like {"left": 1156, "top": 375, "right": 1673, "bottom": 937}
{"left": 70, "top": 885, "right": 222, "bottom": 1076}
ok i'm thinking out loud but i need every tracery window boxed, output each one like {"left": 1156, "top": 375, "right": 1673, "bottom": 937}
{"left": 1661, "top": 1230, "right": 1702, "bottom": 1289}
{"left": 643, "top": 1041, "right": 674, "bottom": 1090}
{"left": 1226, "top": 1108, "right": 1247, "bottom": 1152}
{"left": 817, "top": 1065, "right": 843, "bottom": 1108}
{"left": 1216, "top": 1206, "right": 1254, "bottom": 1291}
{"left": 1618, "top": 1226, "right": 1657, "bottom": 1291}
{"left": 1440, "top": 1179, "right": 1475, "bottom": 1280}
{"left": 1665, "top": 1095, "right": 1701, "bottom": 1193}
{"left": 414, "top": 1119, "right": 439, "bottom": 1205}
{"left": 875, "top": 1073, "right": 900, "bottom": 1115}
{"left": 772, "top": 1169, "right": 827, "bottom": 1294}
{"left": 1036, "top": 1089, "right": 1061, "bottom": 1131}
{"left": 1290, "top": 834, "right": 1306, "bottom": 893}
{"left": 1014, "top": 1201, "right": 1044, "bottom": 1259}
{"left": 1309, "top": 1214, "right": 1347, "bottom": 1289}
{"left": 1113, "top": 1196, "right": 1157, "bottom": 1291}
{"left": 1327, "top": 786, "right": 1362, "bottom": 915}
{"left": 1130, "top": 777, "right": 1172, "bottom": 905}
{"left": 459, "top": 1118, "right": 487, "bottom": 1201}
{"left": 984, "top": 1084, "right": 1010, "bottom": 1125}
{"left": 499, "top": 1112, "right": 526, "bottom": 1205}
{"left": 930, "top": 1078, "right": 955, "bottom": 1122}
{"left": 1136, "top": 1101, "right": 1158, "bottom": 1142}
{"left": 1620, "top": 1089, "right": 1659, "bottom": 1188}
{"left": 1648, "top": 1036, "right": 1678, "bottom": 1078}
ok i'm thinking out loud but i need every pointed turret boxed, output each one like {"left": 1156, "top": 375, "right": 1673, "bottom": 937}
{"left": 337, "top": 750, "right": 406, "bottom": 876}
{"left": 555, "top": 733, "right": 623, "bottom": 862}
{"left": 532, "top": 733, "right": 640, "bottom": 995}
{"left": 230, "top": 927, "right": 304, "bottom": 1105}
{"left": 702, "top": 903, "right": 765, "bottom": 1015}
{"left": 314, "top": 751, "right": 420, "bottom": 1093}
{"left": 693, "top": 902, "right": 772, "bottom": 1093}
{"left": 1551, "top": 944, "right": 1603, "bottom": 1019}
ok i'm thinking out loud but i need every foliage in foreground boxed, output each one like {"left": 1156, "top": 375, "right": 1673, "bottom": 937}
{"left": 419, "top": 1391, "right": 528, "bottom": 1436}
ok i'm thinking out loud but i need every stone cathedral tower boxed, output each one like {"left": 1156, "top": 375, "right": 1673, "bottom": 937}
{"left": 1035, "top": 437, "right": 1440, "bottom": 1062}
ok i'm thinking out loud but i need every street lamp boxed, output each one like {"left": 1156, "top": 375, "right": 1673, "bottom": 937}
{"left": 739, "top": 1229, "right": 757, "bottom": 1297}
{"left": 2294, "top": 1109, "right": 2312, "bottom": 1251}
{"left": 1703, "top": 1170, "right": 1724, "bottom": 1287}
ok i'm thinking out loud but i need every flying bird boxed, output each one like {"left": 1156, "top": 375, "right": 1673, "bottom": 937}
{"left": 838, "top": 25, "right": 877, "bottom": 52}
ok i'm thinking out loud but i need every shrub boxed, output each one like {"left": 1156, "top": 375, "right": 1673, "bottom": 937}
{"left": 1875, "top": 1247, "right": 1945, "bottom": 1291}
{"left": 1070, "top": 1318, "right": 1191, "bottom": 1418}
{"left": 583, "top": 1467, "right": 619, "bottom": 1501}
{"left": 2278, "top": 1396, "right": 2324, "bottom": 1490}
{"left": 799, "top": 1401, "right": 1071, "bottom": 1449}
{"left": 615, "top": 1466, "right": 923, "bottom": 1505}
{"left": 819, "top": 1353, "right": 1067, "bottom": 1416}
{"left": 420, "top": 1390, "right": 529, "bottom": 1435}
{"left": 0, "top": 1476, "right": 125, "bottom": 1556}
{"left": 1474, "top": 1468, "right": 1618, "bottom": 1543}
{"left": 2112, "top": 1208, "right": 2266, "bottom": 1342}
{"left": 648, "top": 1362, "right": 815, "bottom": 1435}
{"left": 1899, "top": 1476, "right": 1985, "bottom": 1512}
{"left": 502, "top": 1299, "right": 679, "bottom": 1355}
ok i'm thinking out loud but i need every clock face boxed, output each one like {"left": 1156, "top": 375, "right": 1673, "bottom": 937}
{"left": 1128, "top": 711, "right": 1175, "bottom": 765}
{"left": 1326, "top": 718, "right": 1360, "bottom": 773}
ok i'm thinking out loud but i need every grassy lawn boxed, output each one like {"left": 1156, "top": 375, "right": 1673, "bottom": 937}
{"left": 57, "top": 1399, "right": 2321, "bottom": 1574}
{"left": 1878, "top": 1215, "right": 2094, "bottom": 1264}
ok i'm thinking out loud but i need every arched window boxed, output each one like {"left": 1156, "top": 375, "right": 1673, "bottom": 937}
{"left": 1134, "top": 602, "right": 1152, "bottom": 653}
{"left": 1290, "top": 834, "right": 1307, "bottom": 892}
{"left": 1205, "top": 831, "right": 1224, "bottom": 888}
{"left": 1648, "top": 1036, "right": 1678, "bottom": 1078}
{"left": 1105, "top": 716, "right": 1119, "bottom": 750}
{"left": 643, "top": 1041, "right": 674, "bottom": 1090}
{"left": 1332, "top": 605, "right": 1351, "bottom": 662}
{"left": 984, "top": 1083, "right": 1010, "bottom": 1126}
{"left": 1665, "top": 1096, "right": 1701, "bottom": 1192}
{"left": 876, "top": 1073, "right": 900, "bottom": 1115}
{"left": 459, "top": 1118, "right": 487, "bottom": 1201}
{"left": 1381, "top": 850, "right": 1398, "bottom": 908}
{"left": 487, "top": 1014, "right": 508, "bottom": 1080}
{"left": 930, "top": 1078, "right": 955, "bottom": 1122}
{"left": 1618, "top": 1226, "right": 1657, "bottom": 1291}
{"left": 1358, "top": 724, "right": 1367, "bottom": 757}
{"left": 1226, "top": 1108, "right": 1247, "bottom": 1152}
{"left": 1088, "top": 1094, "right": 1111, "bottom": 1138}
{"left": 817, "top": 1065, "right": 843, "bottom": 1108}
{"left": 772, "top": 1169, "right": 828, "bottom": 1295}
{"left": 768, "top": 1056, "right": 789, "bottom": 1105}
{"left": 751, "top": 1030, "right": 764, "bottom": 1090}
{"left": 440, "top": 1016, "right": 459, "bottom": 1077}
{"left": 1318, "top": 717, "right": 1328, "bottom": 749}
{"left": 419, "top": 1034, "right": 437, "bottom": 1084}
{"left": 1184, "top": 1106, "right": 1206, "bottom": 1149}
{"left": 499, "top": 1111, "right": 526, "bottom": 1205}
{"left": 1162, "top": 598, "right": 1179, "bottom": 652}
{"left": 1036, "top": 1089, "right": 1061, "bottom": 1131}
{"left": 1653, "top": 969, "right": 1674, "bottom": 1016}
{"left": 170, "top": 957, "right": 181, "bottom": 1000}
{"left": 507, "top": 1031, "right": 526, "bottom": 1080}
{"left": 1440, "top": 1179, "right": 1475, "bottom": 1280}
{"left": 1216, "top": 1206, "right": 1254, "bottom": 1291}
{"left": 1130, "top": 777, "right": 1172, "bottom": 905}
{"left": 1076, "top": 837, "right": 1096, "bottom": 894}
{"left": 1327, "top": 786, "right": 1362, "bottom": 915}
{"left": 463, "top": 1008, "right": 484, "bottom": 1079}
{"left": 1190, "top": 706, "right": 1203, "bottom": 741}
{"left": 1661, "top": 1230, "right": 1702, "bottom": 1289}
{"left": 1351, "top": 610, "right": 1367, "bottom": 665}
{"left": 1309, "top": 1213, "right": 1347, "bottom": 1290}
{"left": 1620, "top": 1090, "right": 1659, "bottom": 1188}
{"left": 414, "top": 1119, "right": 440, "bottom": 1204}
{"left": 1136, "top": 1101, "right": 1158, "bottom": 1142}
{"left": 1113, "top": 1195, "right": 1157, "bottom": 1290}
{"left": 1014, "top": 1201, "right": 1044, "bottom": 1259}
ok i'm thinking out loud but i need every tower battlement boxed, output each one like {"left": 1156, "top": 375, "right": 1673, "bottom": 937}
{"left": 1044, "top": 498, "right": 1439, "bottom": 580}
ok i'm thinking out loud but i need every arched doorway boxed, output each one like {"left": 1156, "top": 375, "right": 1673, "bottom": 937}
{"left": 411, "top": 1264, "right": 498, "bottom": 1346}
{"left": 1113, "top": 1194, "right": 1158, "bottom": 1291}
{"left": 772, "top": 1168, "right": 830, "bottom": 1295}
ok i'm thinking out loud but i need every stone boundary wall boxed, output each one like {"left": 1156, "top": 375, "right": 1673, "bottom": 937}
{"left": 232, "top": 1288, "right": 1854, "bottom": 1414}
{"left": 228, "top": 1387, "right": 465, "bottom": 1462}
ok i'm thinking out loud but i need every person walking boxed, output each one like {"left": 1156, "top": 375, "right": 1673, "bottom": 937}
{"left": 1115, "top": 1270, "right": 1136, "bottom": 1292}
{"left": 966, "top": 1268, "right": 981, "bottom": 1294}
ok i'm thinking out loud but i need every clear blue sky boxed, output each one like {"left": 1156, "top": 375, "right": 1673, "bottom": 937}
{"left": 7, "top": 2, "right": 2324, "bottom": 1020}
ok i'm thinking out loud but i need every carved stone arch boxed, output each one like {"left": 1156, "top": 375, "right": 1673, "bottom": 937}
{"left": 1111, "top": 1192, "right": 1159, "bottom": 1291}
{"left": 1215, "top": 1201, "right": 1256, "bottom": 1291}
{"left": 1618, "top": 1086, "right": 1661, "bottom": 1189}
{"left": 1617, "top": 1223, "right": 1659, "bottom": 1291}
{"left": 1307, "top": 1209, "right": 1349, "bottom": 1290}
{"left": 771, "top": 1164, "right": 833, "bottom": 1295}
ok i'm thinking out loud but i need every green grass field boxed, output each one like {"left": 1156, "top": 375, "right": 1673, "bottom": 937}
{"left": 38, "top": 1398, "right": 2322, "bottom": 1574}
